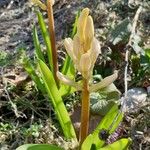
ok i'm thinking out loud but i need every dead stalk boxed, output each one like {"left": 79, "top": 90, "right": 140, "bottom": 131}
{"left": 124, "top": 6, "right": 142, "bottom": 97}
{"left": 47, "top": 0, "right": 58, "bottom": 84}
{"left": 79, "top": 78, "right": 90, "bottom": 145}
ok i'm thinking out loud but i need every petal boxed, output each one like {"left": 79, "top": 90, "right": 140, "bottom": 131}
{"left": 73, "top": 35, "right": 83, "bottom": 61}
{"left": 31, "top": 0, "right": 47, "bottom": 10}
{"left": 51, "top": 0, "right": 55, "bottom": 6}
{"left": 57, "top": 72, "right": 82, "bottom": 91}
{"left": 64, "top": 38, "right": 75, "bottom": 61}
{"left": 90, "top": 37, "right": 101, "bottom": 65}
{"left": 84, "top": 16, "right": 94, "bottom": 51}
{"left": 90, "top": 71, "right": 118, "bottom": 92}
{"left": 77, "top": 8, "right": 89, "bottom": 42}
{"left": 79, "top": 52, "right": 91, "bottom": 79}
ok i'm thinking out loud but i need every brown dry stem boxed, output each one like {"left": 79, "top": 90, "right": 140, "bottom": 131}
{"left": 47, "top": 0, "right": 58, "bottom": 85}
{"left": 79, "top": 78, "right": 90, "bottom": 146}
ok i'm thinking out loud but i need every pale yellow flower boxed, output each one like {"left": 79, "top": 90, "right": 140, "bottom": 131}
{"left": 57, "top": 8, "right": 118, "bottom": 92}
{"left": 64, "top": 8, "right": 100, "bottom": 79}
{"left": 30, "top": 0, "right": 55, "bottom": 10}
{"left": 31, "top": 0, "right": 47, "bottom": 10}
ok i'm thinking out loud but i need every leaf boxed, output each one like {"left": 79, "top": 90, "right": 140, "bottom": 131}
{"left": 81, "top": 105, "right": 123, "bottom": 150}
{"left": 130, "top": 33, "right": 144, "bottom": 55}
{"left": 90, "top": 83, "right": 121, "bottom": 115}
{"left": 98, "top": 138, "right": 132, "bottom": 150}
{"left": 22, "top": 57, "right": 46, "bottom": 95}
{"left": 71, "top": 10, "right": 80, "bottom": 38}
{"left": 90, "top": 99, "right": 115, "bottom": 116}
{"left": 38, "top": 59, "right": 76, "bottom": 139}
{"left": 33, "top": 26, "right": 45, "bottom": 62}
{"left": 16, "top": 144, "right": 63, "bottom": 150}
{"left": 37, "top": 11, "right": 53, "bottom": 73}
{"left": 81, "top": 134, "right": 94, "bottom": 150}
{"left": 108, "top": 18, "right": 131, "bottom": 45}
{"left": 145, "top": 48, "right": 150, "bottom": 58}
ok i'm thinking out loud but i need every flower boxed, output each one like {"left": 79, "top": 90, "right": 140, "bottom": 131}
{"left": 31, "top": 0, "right": 55, "bottom": 10}
{"left": 31, "top": 0, "right": 47, "bottom": 10}
{"left": 64, "top": 8, "right": 101, "bottom": 79}
{"left": 57, "top": 8, "right": 118, "bottom": 92}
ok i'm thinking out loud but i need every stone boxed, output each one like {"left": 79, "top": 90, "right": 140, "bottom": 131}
{"left": 120, "top": 88, "right": 148, "bottom": 113}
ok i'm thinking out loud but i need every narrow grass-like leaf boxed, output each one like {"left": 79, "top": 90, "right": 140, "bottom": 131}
{"left": 71, "top": 10, "right": 80, "bottom": 38}
{"left": 16, "top": 144, "right": 63, "bottom": 150}
{"left": 81, "top": 105, "right": 123, "bottom": 150}
{"left": 37, "top": 11, "right": 53, "bottom": 73}
{"left": 99, "top": 138, "right": 132, "bottom": 150}
{"left": 38, "top": 59, "right": 76, "bottom": 139}
{"left": 33, "top": 26, "right": 45, "bottom": 62}
{"left": 22, "top": 57, "right": 46, "bottom": 95}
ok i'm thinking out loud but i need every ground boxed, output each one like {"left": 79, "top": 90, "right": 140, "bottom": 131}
{"left": 0, "top": 0, "right": 150, "bottom": 150}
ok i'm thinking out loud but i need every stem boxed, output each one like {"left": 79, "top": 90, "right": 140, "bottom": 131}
{"left": 79, "top": 79, "right": 90, "bottom": 146}
{"left": 124, "top": 6, "right": 142, "bottom": 97}
{"left": 47, "top": 0, "right": 58, "bottom": 85}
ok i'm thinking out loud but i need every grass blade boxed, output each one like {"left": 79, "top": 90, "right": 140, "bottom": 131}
{"left": 33, "top": 26, "right": 45, "bottom": 62}
{"left": 37, "top": 11, "right": 53, "bottom": 73}
{"left": 16, "top": 144, "right": 63, "bottom": 150}
{"left": 22, "top": 57, "right": 46, "bottom": 95}
{"left": 71, "top": 10, "right": 80, "bottom": 38}
{"left": 38, "top": 59, "right": 77, "bottom": 139}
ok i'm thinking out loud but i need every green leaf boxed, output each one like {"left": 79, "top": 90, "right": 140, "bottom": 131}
{"left": 16, "top": 144, "right": 63, "bottom": 150}
{"left": 81, "top": 105, "right": 123, "bottom": 150}
{"left": 37, "top": 11, "right": 53, "bottom": 73}
{"left": 38, "top": 59, "right": 76, "bottom": 139}
{"left": 33, "top": 26, "right": 45, "bottom": 62}
{"left": 90, "top": 99, "right": 115, "bottom": 116}
{"left": 81, "top": 134, "right": 94, "bottom": 150}
{"left": 22, "top": 57, "right": 46, "bottom": 95}
{"left": 90, "top": 84, "right": 120, "bottom": 116}
{"left": 108, "top": 18, "right": 131, "bottom": 45}
{"left": 99, "top": 138, "right": 132, "bottom": 150}
{"left": 71, "top": 10, "right": 80, "bottom": 38}
{"left": 131, "top": 33, "right": 144, "bottom": 55}
{"left": 145, "top": 48, "right": 150, "bottom": 58}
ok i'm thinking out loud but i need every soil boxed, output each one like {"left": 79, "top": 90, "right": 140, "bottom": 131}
{"left": 0, "top": 0, "right": 150, "bottom": 150}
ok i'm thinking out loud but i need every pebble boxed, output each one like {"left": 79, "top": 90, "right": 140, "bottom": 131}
{"left": 120, "top": 88, "right": 148, "bottom": 113}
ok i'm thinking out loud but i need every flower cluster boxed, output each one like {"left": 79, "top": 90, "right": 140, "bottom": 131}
{"left": 57, "top": 8, "right": 118, "bottom": 92}
{"left": 64, "top": 8, "right": 100, "bottom": 79}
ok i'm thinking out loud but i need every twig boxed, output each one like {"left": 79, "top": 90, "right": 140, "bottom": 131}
{"left": 124, "top": 6, "right": 142, "bottom": 97}
{"left": 108, "top": 6, "right": 143, "bottom": 133}
{"left": 4, "top": 87, "right": 21, "bottom": 118}
{"left": 1, "top": 68, "right": 26, "bottom": 118}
